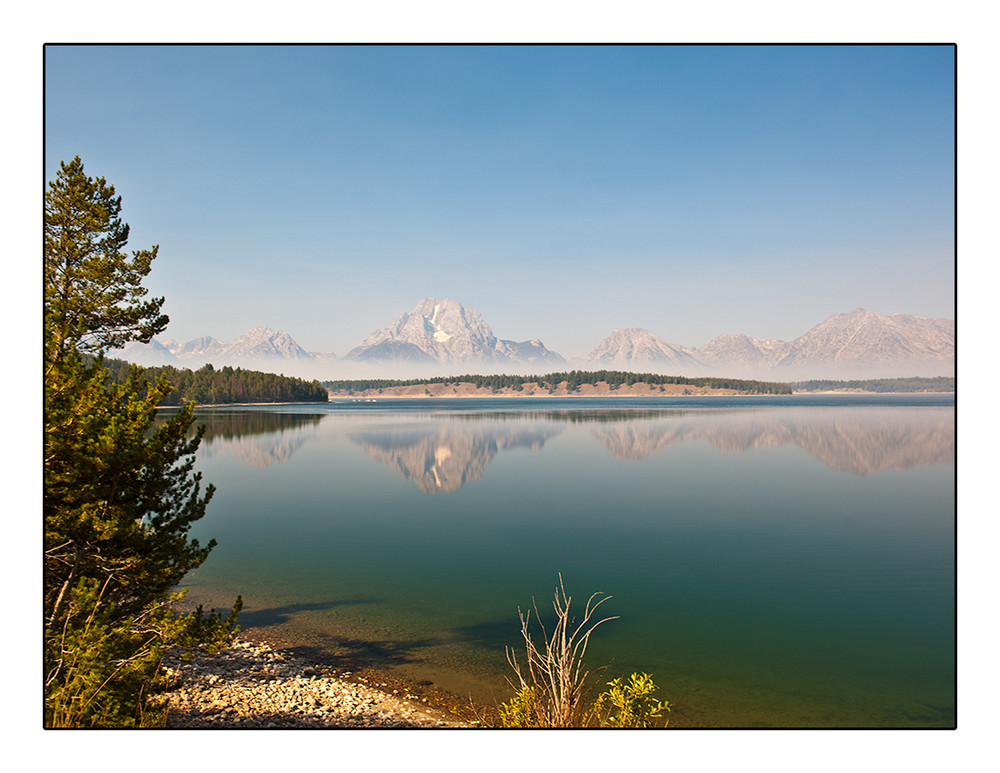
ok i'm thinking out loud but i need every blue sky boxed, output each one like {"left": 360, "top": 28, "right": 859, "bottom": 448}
{"left": 44, "top": 44, "right": 955, "bottom": 359}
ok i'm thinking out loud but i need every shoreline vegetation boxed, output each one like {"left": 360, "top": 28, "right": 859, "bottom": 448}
{"left": 323, "top": 371, "right": 954, "bottom": 399}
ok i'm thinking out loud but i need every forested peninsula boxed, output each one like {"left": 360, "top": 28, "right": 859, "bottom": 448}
{"left": 324, "top": 370, "right": 794, "bottom": 397}
{"left": 324, "top": 371, "right": 955, "bottom": 398}
{"left": 103, "top": 358, "right": 329, "bottom": 405}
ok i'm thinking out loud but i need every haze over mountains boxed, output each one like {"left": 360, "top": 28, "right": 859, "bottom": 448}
{"left": 110, "top": 297, "right": 954, "bottom": 381}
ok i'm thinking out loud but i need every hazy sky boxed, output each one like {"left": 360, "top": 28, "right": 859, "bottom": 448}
{"left": 44, "top": 44, "right": 955, "bottom": 359}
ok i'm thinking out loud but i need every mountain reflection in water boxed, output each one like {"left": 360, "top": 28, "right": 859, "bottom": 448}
{"left": 192, "top": 405, "right": 953, "bottom": 489}
{"left": 588, "top": 407, "right": 954, "bottom": 474}
{"left": 349, "top": 425, "right": 559, "bottom": 493}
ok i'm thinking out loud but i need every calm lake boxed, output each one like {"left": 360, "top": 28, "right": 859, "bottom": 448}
{"left": 175, "top": 395, "right": 955, "bottom": 728}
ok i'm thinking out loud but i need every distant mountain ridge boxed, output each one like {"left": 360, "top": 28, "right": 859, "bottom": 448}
{"left": 588, "top": 308, "right": 954, "bottom": 379}
{"left": 587, "top": 328, "right": 702, "bottom": 369}
{"left": 767, "top": 309, "right": 954, "bottom": 372}
{"left": 112, "top": 324, "right": 316, "bottom": 369}
{"left": 110, "top": 302, "right": 954, "bottom": 381}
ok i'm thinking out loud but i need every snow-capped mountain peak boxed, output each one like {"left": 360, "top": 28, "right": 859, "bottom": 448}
{"left": 347, "top": 297, "right": 564, "bottom": 367}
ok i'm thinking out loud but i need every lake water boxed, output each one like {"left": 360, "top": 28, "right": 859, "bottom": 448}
{"left": 175, "top": 395, "right": 955, "bottom": 728}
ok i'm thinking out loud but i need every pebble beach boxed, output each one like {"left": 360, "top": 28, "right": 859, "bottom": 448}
{"left": 163, "top": 639, "right": 470, "bottom": 729}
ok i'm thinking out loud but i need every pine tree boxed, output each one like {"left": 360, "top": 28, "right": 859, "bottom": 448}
{"left": 44, "top": 156, "right": 168, "bottom": 364}
{"left": 44, "top": 157, "right": 239, "bottom": 727}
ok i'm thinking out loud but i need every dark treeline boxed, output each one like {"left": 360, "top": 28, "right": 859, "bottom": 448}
{"left": 154, "top": 410, "right": 324, "bottom": 442}
{"left": 103, "top": 359, "right": 329, "bottom": 405}
{"left": 324, "top": 370, "right": 793, "bottom": 395}
{"left": 791, "top": 376, "right": 955, "bottom": 393}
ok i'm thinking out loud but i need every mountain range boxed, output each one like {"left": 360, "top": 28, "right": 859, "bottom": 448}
{"left": 109, "top": 298, "right": 954, "bottom": 381}
{"left": 589, "top": 309, "right": 954, "bottom": 378}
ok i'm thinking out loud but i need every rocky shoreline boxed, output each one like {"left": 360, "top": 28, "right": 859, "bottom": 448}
{"left": 162, "top": 639, "right": 470, "bottom": 729}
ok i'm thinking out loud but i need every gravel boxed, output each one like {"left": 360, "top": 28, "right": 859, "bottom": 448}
{"left": 162, "top": 640, "right": 469, "bottom": 729}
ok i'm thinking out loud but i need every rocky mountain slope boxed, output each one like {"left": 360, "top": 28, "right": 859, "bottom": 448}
{"left": 770, "top": 308, "right": 954, "bottom": 373}
{"left": 692, "top": 332, "right": 791, "bottom": 370}
{"left": 587, "top": 328, "right": 703, "bottom": 369}
{"left": 346, "top": 297, "right": 565, "bottom": 367}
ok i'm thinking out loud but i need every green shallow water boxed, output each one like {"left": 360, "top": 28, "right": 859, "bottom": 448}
{"left": 174, "top": 396, "right": 955, "bottom": 728}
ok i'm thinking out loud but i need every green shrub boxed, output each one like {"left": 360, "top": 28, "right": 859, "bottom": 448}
{"left": 496, "top": 685, "right": 542, "bottom": 728}
{"left": 591, "top": 672, "right": 670, "bottom": 728}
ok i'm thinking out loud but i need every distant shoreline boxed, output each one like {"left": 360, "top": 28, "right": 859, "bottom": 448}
{"left": 158, "top": 388, "right": 955, "bottom": 407}
{"left": 326, "top": 381, "right": 954, "bottom": 400}
{"left": 177, "top": 391, "right": 955, "bottom": 406}
{"left": 327, "top": 380, "right": 773, "bottom": 400}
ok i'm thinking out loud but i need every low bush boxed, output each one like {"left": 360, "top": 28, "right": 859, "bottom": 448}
{"left": 487, "top": 575, "right": 670, "bottom": 728}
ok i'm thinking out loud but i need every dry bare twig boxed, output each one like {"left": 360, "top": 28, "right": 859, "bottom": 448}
{"left": 505, "top": 573, "right": 619, "bottom": 727}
